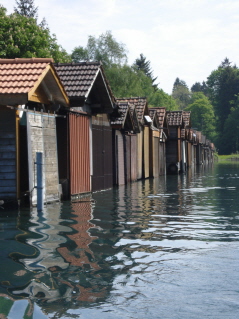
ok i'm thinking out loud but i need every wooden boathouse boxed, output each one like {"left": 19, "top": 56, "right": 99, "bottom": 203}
{"left": 149, "top": 107, "right": 167, "bottom": 176}
{"left": 117, "top": 97, "right": 150, "bottom": 180}
{"left": 54, "top": 62, "right": 117, "bottom": 198}
{"left": 111, "top": 101, "right": 139, "bottom": 185}
{"left": 0, "top": 58, "right": 69, "bottom": 207}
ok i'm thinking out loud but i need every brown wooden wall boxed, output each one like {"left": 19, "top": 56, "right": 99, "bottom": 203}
{"left": 143, "top": 126, "right": 150, "bottom": 178}
{"left": 114, "top": 130, "right": 125, "bottom": 185}
{"left": 137, "top": 131, "right": 143, "bottom": 180}
{"left": 0, "top": 107, "right": 17, "bottom": 200}
{"left": 92, "top": 115, "right": 113, "bottom": 192}
{"left": 69, "top": 113, "right": 91, "bottom": 196}
{"left": 159, "top": 142, "right": 166, "bottom": 175}
{"left": 124, "top": 135, "right": 131, "bottom": 184}
{"left": 153, "top": 136, "right": 159, "bottom": 177}
{"left": 130, "top": 135, "right": 137, "bottom": 182}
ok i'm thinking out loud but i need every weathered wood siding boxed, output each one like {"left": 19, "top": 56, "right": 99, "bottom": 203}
{"left": 166, "top": 126, "right": 181, "bottom": 174}
{"left": 159, "top": 142, "right": 166, "bottom": 175}
{"left": 124, "top": 135, "right": 131, "bottom": 184}
{"left": 69, "top": 113, "right": 91, "bottom": 196}
{"left": 143, "top": 126, "right": 150, "bottom": 178}
{"left": 0, "top": 107, "right": 17, "bottom": 200}
{"left": 153, "top": 136, "right": 159, "bottom": 177}
{"left": 92, "top": 115, "right": 113, "bottom": 192}
{"left": 130, "top": 135, "right": 138, "bottom": 182}
{"left": 114, "top": 130, "right": 125, "bottom": 185}
{"left": 27, "top": 112, "right": 60, "bottom": 205}
{"left": 137, "top": 130, "right": 143, "bottom": 180}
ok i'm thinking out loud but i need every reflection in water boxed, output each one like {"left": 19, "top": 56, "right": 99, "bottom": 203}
{"left": 1, "top": 163, "right": 239, "bottom": 318}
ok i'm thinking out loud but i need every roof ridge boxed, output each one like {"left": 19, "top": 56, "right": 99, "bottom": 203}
{"left": 0, "top": 58, "right": 53, "bottom": 64}
{"left": 54, "top": 61, "right": 102, "bottom": 66}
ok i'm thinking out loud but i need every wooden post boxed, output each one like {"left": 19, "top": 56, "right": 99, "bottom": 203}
{"left": 36, "top": 152, "right": 44, "bottom": 211}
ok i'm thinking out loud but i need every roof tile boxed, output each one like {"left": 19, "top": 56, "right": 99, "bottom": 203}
{"left": 0, "top": 58, "right": 51, "bottom": 95}
{"left": 54, "top": 62, "right": 102, "bottom": 98}
{"left": 116, "top": 97, "right": 147, "bottom": 123}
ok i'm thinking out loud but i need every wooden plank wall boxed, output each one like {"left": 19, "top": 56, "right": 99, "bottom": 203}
{"left": 69, "top": 114, "right": 90, "bottom": 196}
{"left": 130, "top": 135, "right": 138, "bottom": 182}
{"left": 0, "top": 107, "right": 17, "bottom": 200}
{"left": 159, "top": 142, "right": 166, "bottom": 175}
{"left": 153, "top": 136, "right": 159, "bottom": 177}
{"left": 124, "top": 135, "right": 131, "bottom": 184}
{"left": 115, "top": 131, "right": 125, "bottom": 185}
{"left": 137, "top": 131, "right": 143, "bottom": 180}
{"left": 92, "top": 114, "right": 113, "bottom": 192}
{"left": 143, "top": 126, "right": 150, "bottom": 178}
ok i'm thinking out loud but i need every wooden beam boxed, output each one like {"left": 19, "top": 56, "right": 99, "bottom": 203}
{"left": 28, "top": 65, "right": 51, "bottom": 100}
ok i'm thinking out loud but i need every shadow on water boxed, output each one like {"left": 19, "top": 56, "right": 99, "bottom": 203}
{"left": 1, "top": 163, "right": 239, "bottom": 318}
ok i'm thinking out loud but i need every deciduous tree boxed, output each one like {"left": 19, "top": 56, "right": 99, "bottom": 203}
{"left": 0, "top": 5, "right": 71, "bottom": 62}
{"left": 172, "top": 77, "right": 191, "bottom": 110}
{"left": 71, "top": 31, "right": 127, "bottom": 68}
{"left": 185, "top": 92, "right": 216, "bottom": 141}
{"left": 207, "top": 58, "right": 239, "bottom": 133}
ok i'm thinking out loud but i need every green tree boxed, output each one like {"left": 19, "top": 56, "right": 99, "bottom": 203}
{"left": 220, "top": 99, "right": 239, "bottom": 154}
{"left": 191, "top": 81, "right": 208, "bottom": 96}
{"left": 207, "top": 58, "right": 239, "bottom": 133}
{"left": 14, "top": 0, "right": 38, "bottom": 19}
{"left": 133, "top": 53, "right": 158, "bottom": 89}
{"left": 0, "top": 5, "right": 71, "bottom": 62}
{"left": 185, "top": 92, "right": 216, "bottom": 141}
{"left": 106, "top": 64, "right": 178, "bottom": 109}
{"left": 172, "top": 77, "right": 191, "bottom": 110}
{"left": 71, "top": 31, "right": 127, "bottom": 69}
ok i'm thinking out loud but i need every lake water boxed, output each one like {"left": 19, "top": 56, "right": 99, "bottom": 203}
{"left": 0, "top": 163, "right": 239, "bottom": 319}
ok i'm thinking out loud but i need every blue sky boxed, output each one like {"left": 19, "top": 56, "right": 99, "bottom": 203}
{"left": 2, "top": 0, "right": 239, "bottom": 93}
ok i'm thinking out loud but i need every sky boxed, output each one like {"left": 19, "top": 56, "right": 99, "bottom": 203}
{"left": 2, "top": 0, "right": 239, "bottom": 94}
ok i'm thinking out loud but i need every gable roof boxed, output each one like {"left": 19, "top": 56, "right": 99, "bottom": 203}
{"left": 111, "top": 101, "right": 134, "bottom": 129}
{"left": 116, "top": 97, "right": 148, "bottom": 123}
{"left": 54, "top": 62, "right": 115, "bottom": 112}
{"left": 166, "top": 111, "right": 184, "bottom": 126}
{"left": 182, "top": 111, "right": 191, "bottom": 127}
{"left": 150, "top": 107, "right": 166, "bottom": 128}
{"left": 0, "top": 58, "right": 69, "bottom": 107}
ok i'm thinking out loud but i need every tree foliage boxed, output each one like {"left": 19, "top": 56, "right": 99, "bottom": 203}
{"left": 106, "top": 64, "right": 177, "bottom": 109}
{"left": 172, "top": 77, "right": 191, "bottom": 110}
{"left": 207, "top": 58, "right": 239, "bottom": 133}
{"left": 0, "top": 5, "right": 71, "bottom": 62}
{"left": 220, "top": 97, "right": 239, "bottom": 154}
{"left": 185, "top": 92, "right": 216, "bottom": 141}
{"left": 71, "top": 31, "right": 127, "bottom": 69}
{"left": 191, "top": 81, "right": 208, "bottom": 96}
{"left": 14, "top": 0, "right": 38, "bottom": 19}
{"left": 133, "top": 53, "right": 158, "bottom": 89}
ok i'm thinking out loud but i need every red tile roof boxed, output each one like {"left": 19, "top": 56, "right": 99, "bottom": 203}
{"left": 0, "top": 58, "right": 53, "bottom": 95}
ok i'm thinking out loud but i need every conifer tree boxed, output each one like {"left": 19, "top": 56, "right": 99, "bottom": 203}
{"left": 134, "top": 53, "right": 158, "bottom": 89}
{"left": 14, "top": 0, "right": 38, "bottom": 19}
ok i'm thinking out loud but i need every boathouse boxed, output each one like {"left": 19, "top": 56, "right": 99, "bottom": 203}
{"left": 166, "top": 111, "right": 192, "bottom": 174}
{"left": 111, "top": 101, "right": 138, "bottom": 185}
{"left": 149, "top": 107, "right": 167, "bottom": 176}
{"left": 117, "top": 97, "right": 150, "bottom": 179}
{"left": 54, "top": 62, "right": 117, "bottom": 198}
{"left": 0, "top": 58, "right": 69, "bottom": 207}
